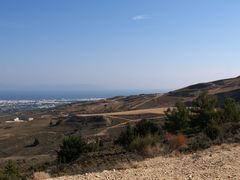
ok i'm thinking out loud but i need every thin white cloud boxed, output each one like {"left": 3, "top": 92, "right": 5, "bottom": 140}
{"left": 132, "top": 15, "right": 151, "bottom": 21}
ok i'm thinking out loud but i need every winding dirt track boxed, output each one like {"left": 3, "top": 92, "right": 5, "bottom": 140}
{"left": 49, "top": 144, "right": 240, "bottom": 180}
{"left": 94, "top": 116, "right": 142, "bottom": 136}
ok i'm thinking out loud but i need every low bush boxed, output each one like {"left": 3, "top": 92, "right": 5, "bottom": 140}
{"left": 0, "top": 161, "right": 20, "bottom": 180}
{"left": 129, "top": 134, "right": 161, "bottom": 153}
{"left": 222, "top": 122, "right": 240, "bottom": 142}
{"left": 222, "top": 98, "right": 240, "bottom": 123}
{"left": 188, "top": 133, "right": 212, "bottom": 151}
{"left": 165, "top": 133, "right": 187, "bottom": 150}
{"left": 164, "top": 92, "right": 240, "bottom": 151}
{"left": 204, "top": 122, "right": 223, "bottom": 140}
{"left": 134, "top": 119, "right": 160, "bottom": 137}
{"left": 57, "top": 135, "right": 103, "bottom": 163}
{"left": 57, "top": 135, "right": 87, "bottom": 163}
{"left": 115, "top": 124, "right": 134, "bottom": 148}
{"left": 86, "top": 138, "right": 103, "bottom": 152}
{"left": 115, "top": 120, "right": 162, "bottom": 153}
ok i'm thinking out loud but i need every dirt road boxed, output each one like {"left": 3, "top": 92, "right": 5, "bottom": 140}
{"left": 77, "top": 107, "right": 168, "bottom": 117}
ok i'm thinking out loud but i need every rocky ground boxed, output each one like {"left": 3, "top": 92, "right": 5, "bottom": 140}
{"left": 49, "top": 143, "right": 240, "bottom": 180}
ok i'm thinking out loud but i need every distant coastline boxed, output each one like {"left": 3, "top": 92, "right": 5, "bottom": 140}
{"left": 0, "top": 89, "right": 169, "bottom": 114}
{"left": 0, "top": 89, "right": 168, "bottom": 100}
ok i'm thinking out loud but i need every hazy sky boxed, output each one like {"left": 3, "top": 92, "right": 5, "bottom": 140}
{"left": 1, "top": 0, "right": 240, "bottom": 92}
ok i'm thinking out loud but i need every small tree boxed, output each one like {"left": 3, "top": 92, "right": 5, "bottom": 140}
{"left": 134, "top": 119, "right": 160, "bottom": 137}
{"left": 204, "top": 121, "right": 223, "bottom": 140}
{"left": 191, "top": 92, "right": 218, "bottom": 130}
{"left": 115, "top": 120, "right": 162, "bottom": 152}
{"left": 222, "top": 98, "right": 240, "bottom": 123}
{"left": 57, "top": 135, "right": 87, "bottom": 163}
{"left": 115, "top": 124, "right": 134, "bottom": 148}
{"left": 165, "top": 101, "right": 191, "bottom": 134}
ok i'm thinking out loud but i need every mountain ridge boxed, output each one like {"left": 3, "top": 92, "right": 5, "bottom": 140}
{"left": 58, "top": 76, "right": 240, "bottom": 114}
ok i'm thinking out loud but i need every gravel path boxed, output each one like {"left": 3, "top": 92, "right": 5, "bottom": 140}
{"left": 49, "top": 144, "right": 240, "bottom": 180}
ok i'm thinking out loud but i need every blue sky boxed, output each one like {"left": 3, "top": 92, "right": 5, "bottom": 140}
{"left": 1, "top": 0, "right": 240, "bottom": 92}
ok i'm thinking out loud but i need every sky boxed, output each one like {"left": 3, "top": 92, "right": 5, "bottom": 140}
{"left": 1, "top": 0, "right": 240, "bottom": 93}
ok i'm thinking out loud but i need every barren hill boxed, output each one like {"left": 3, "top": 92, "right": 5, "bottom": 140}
{"left": 57, "top": 76, "right": 240, "bottom": 114}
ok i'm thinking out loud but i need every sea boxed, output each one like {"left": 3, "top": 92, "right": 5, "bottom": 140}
{"left": 0, "top": 90, "right": 163, "bottom": 114}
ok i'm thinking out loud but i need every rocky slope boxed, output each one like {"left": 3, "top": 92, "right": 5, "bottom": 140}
{"left": 49, "top": 143, "right": 240, "bottom": 180}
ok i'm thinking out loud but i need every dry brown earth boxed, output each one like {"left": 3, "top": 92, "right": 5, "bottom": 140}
{"left": 49, "top": 144, "right": 240, "bottom": 180}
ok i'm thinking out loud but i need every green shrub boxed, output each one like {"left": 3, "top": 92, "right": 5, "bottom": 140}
{"left": 115, "top": 124, "right": 134, "bottom": 148}
{"left": 191, "top": 92, "right": 223, "bottom": 140}
{"left": 189, "top": 133, "right": 212, "bottom": 151}
{"left": 86, "top": 138, "right": 103, "bottom": 152}
{"left": 57, "top": 135, "right": 102, "bottom": 163}
{"left": 115, "top": 120, "right": 162, "bottom": 152}
{"left": 165, "top": 101, "right": 191, "bottom": 134}
{"left": 191, "top": 92, "right": 218, "bottom": 130}
{"left": 222, "top": 98, "right": 240, "bottom": 123}
{"left": 163, "top": 92, "right": 240, "bottom": 150}
{"left": 134, "top": 119, "right": 160, "bottom": 137}
{"left": 204, "top": 122, "right": 223, "bottom": 140}
{"left": 0, "top": 161, "right": 20, "bottom": 180}
{"left": 193, "top": 92, "right": 218, "bottom": 111}
{"left": 129, "top": 134, "right": 161, "bottom": 152}
{"left": 57, "top": 135, "right": 87, "bottom": 163}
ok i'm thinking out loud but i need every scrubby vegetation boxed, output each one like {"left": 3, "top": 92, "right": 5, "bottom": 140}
{"left": 128, "top": 134, "right": 162, "bottom": 153}
{"left": 222, "top": 98, "right": 240, "bottom": 123}
{"left": 0, "top": 161, "right": 20, "bottom": 180}
{"left": 165, "top": 133, "right": 187, "bottom": 150}
{"left": 115, "top": 124, "right": 134, "bottom": 149}
{"left": 165, "top": 92, "right": 240, "bottom": 146}
{"left": 165, "top": 101, "right": 191, "bottom": 134}
{"left": 116, "top": 92, "right": 240, "bottom": 153}
{"left": 115, "top": 120, "right": 162, "bottom": 154}
{"left": 57, "top": 135, "right": 87, "bottom": 163}
{"left": 57, "top": 135, "right": 103, "bottom": 163}
{"left": 51, "top": 91, "right": 240, "bottom": 177}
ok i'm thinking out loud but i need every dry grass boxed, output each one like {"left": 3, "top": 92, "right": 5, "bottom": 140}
{"left": 33, "top": 172, "right": 50, "bottom": 180}
{"left": 128, "top": 134, "right": 162, "bottom": 156}
{"left": 165, "top": 133, "right": 188, "bottom": 150}
{"left": 143, "top": 143, "right": 162, "bottom": 156}
{"left": 77, "top": 107, "right": 168, "bottom": 117}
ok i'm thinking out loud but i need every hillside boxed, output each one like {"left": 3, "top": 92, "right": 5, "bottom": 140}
{"left": 0, "top": 76, "right": 240, "bottom": 178}
{"left": 49, "top": 143, "right": 240, "bottom": 180}
{"left": 1, "top": 76, "right": 240, "bottom": 160}
{"left": 56, "top": 76, "right": 240, "bottom": 114}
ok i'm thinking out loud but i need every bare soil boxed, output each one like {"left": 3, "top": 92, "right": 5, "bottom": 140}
{"left": 49, "top": 143, "right": 240, "bottom": 180}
